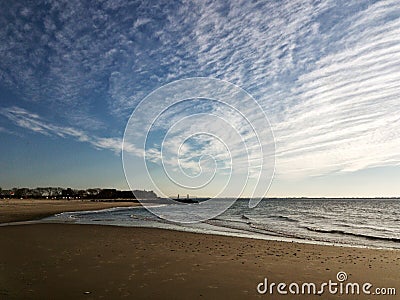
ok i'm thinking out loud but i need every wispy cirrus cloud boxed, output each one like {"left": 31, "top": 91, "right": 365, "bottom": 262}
{"left": 0, "top": 106, "right": 141, "bottom": 155}
{"left": 0, "top": 0, "right": 331, "bottom": 119}
{"left": 135, "top": 0, "right": 400, "bottom": 178}
{"left": 273, "top": 0, "right": 400, "bottom": 176}
{"left": 0, "top": 126, "right": 15, "bottom": 135}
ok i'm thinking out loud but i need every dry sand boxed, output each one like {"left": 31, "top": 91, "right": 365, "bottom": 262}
{"left": 0, "top": 200, "right": 399, "bottom": 299}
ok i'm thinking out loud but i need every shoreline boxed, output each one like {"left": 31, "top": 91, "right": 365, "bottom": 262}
{"left": 38, "top": 220, "right": 400, "bottom": 252}
{"left": 6, "top": 219, "right": 400, "bottom": 252}
{"left": 0, "top": 199, "right": 139, "bottom": 224}
{"left": 41, "top": 208, "right": 400, "bottom": 252}
{"left": 2, "top": 199, "right": 399, "bottom": 251}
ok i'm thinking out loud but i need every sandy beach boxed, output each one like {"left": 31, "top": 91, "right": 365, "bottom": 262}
{"left": 0, "top": 201, "right": 399, "bottom": 299}
{"left": 0, "top": 199, "right": 139, "bottom": 223}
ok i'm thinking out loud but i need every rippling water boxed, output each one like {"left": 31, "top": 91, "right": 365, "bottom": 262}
{"left": 43, "top": 198, "right": 400, "bottom": 249}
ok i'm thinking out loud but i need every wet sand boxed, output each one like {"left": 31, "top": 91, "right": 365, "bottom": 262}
{"left": 0, "top": 199, "right": 138, "bottom": 223}
{"left": 0, "top": 201, "right": 399, "bottom": 299}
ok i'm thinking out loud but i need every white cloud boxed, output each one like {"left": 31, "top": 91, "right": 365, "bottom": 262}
{"left": 273, "top": 0, "right": 400, "bottom": 177}
{"left": 0, "top": 106, "right": 142, "bottom": 155}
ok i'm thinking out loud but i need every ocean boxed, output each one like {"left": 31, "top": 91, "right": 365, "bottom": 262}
{"left": 43, "top": 198, "right": 400, "bottom": 250}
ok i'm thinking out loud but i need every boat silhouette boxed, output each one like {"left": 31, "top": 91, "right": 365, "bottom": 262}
{"left": 173, "top": 194, "right": 200, "bottom": 204}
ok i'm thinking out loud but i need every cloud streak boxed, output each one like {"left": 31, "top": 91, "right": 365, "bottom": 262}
{"left": 0, "top": 106, "right": 141, "bottom": 155}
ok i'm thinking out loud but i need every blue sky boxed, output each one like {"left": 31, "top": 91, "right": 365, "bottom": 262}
{"left": 0, "top": 0, "right": 399, "bottom": 197}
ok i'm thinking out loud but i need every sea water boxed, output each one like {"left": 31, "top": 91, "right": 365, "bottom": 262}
{"left": 43, "top": 198, "right": 400, "bottom": 250}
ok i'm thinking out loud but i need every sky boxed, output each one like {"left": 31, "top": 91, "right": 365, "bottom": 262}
{"left": 0, "top": 0, "right": 399, "bottom": 197}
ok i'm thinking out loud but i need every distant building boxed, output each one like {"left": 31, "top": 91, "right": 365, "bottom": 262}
{"left": 86, "top": 188, "right": 101, "bottom": 197}
{"left": 61, "top": 188, "right": 75, "bottom": 198}
{"left": 0, "top": 189, "right": 12, "bottom": 199}
{"left": 0, "top": 187, "right": 158, "bottom": 200}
